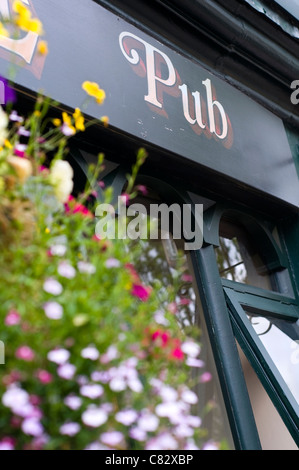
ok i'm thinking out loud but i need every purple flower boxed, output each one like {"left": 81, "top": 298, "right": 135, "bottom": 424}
{"left": 100, "top": 431, "right": 124, "bottom": 447}
{"left": 18, "top": 126, "right": 31, "bottom": 137}
{"left": 58, "top": 363, "right": 76, "bottom": 380}
{"left": 43, "top": 278, "right": 63, "bottom": 296}
{"left": 60, "top": 422, "right": 81, "bottom": 437}
{"left": 9, "top": 110, "right": 23, "bottom": 123}
{"left": 129, "top": 427, "right": 147, "bottom": 442}
{"left": 43, "top": 301, "right": 63, "bottom": 320}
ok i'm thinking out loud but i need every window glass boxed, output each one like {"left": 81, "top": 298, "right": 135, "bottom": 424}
{"left": 215, "top": 218, "right": 276, "bottom": 291}
{"left": 245, "top": 311, "right": 299, "bottom": 404}
{"left": 135, "top": 234, "right": 234, "bottom": 448}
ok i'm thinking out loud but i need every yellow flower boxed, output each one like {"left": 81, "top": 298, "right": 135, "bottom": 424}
{"left": 0, "top": 22, "right": 9, "bottom": 38}
{"left": 4, "top": 139, "right": 12, "bottom": 149}
{"left": 73, "top": 108, "right": 85, "bottom": 132}
{"left": 62, "top": 112, "right": 76, "bottom": 136}
{"left": 100, "top": 116, "right": 109, "bottom": 128}
{"left": 52, "top": 118, "right": 61, "bottom": 127}
{"left": 82, "top": 81, "right": 106, "bottom": 105}
{"left": 38, "top": 40, "right": 48, "bottom": 55}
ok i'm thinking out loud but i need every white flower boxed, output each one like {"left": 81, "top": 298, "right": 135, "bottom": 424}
{"left": 100, "top": 345, "right": 119, "bottom": 364}
{"left": 81, "top": 346, "right": 100, "bottom": 361}
{"left": 50, "top": 244, "right": 67, "bottom": 256}
{"left": 43, "top": 278, "right": 63, "bottom": 296}
{"left": 154, "top": 311, "right": 169, "bottom": 326}
{"left": 105, "top": 258, "right": 120, "bottom": 268}
{"left": 77, "top": 261, "right": 96, "bottom": 275}
{"left": 109, "top": 377, "right": 126, "bottom": 392}
{"left": 58, "top": 363, "right": 76, "bottom": 380}
{"left": 22, "top": 418, "right": 44, "bottom": 437}
{"left": 58, "top": 261, "right": 76, "bottom": 279}
{"left": 47, "top": 348, "right": 70, "bottom": 365}
{"left": 181, "top": 341, "right": 201, "bottom": 358}
{"left": 60, "top": 422, "right": 81, "bottom": 436}
{"left": 116, "top": 409, "right": 138, "bottom": 427}
{"left": 186, "top": 357, "right": 204, "bottom": 368}
{"left": 49, "top": 160, "right": 74, "bottom": 203}
{"left": 160, "top": 386, "right": 178, "bottom": 403}
{"left": 100, "top": 431, "right": 124, "bottom": 447}
{"left": 129, "top": 427, "right": 147, "bottom": 442}
{"left": 137, "top": 412, "right": 159, "bottom": 432}
{"left": 43, "top": 302, "right": 63, "bottom": 320}
{"left": 64, "top": 395, "right": 82, "bottom": 411}
{"left": 80, "top": 384, "right": 104, "bottom": 399}
{"left": 181, "top": 389, "right": 198, "bottom": 405}
{"left": 82, "top": 406, "right": 108, "bottom": 428}
{"left": 2, "top": 386, "right": 29, "bottom": 409}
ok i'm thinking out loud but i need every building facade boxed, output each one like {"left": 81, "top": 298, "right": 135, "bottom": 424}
{"left": 1, "top": 0, "right": 299, "bottom": 450}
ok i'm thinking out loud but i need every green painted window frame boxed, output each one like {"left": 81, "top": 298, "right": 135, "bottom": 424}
{"left": 223, "top": 280, "right": 299, "bottom": 446}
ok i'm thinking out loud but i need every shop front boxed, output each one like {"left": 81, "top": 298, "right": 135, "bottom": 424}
{"left": 0, "top": 0, "right": 298, "bottom": 450}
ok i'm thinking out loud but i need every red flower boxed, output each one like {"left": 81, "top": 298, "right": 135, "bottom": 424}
{"left": 171, "top": 347, "right": 184, "bottom": 361}
{"left": 64, "top": 196, "right": 93, "bottom": 218}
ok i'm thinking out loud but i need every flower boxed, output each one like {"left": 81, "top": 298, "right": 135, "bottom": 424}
{"left": 0, "top": 23, "right": 9, "bottom": 38}
{"left": 171, "top": 347, "right": 184, "bottom": 361}
{"left": 186, "top": 357, "right": 204, "bottom": 368}
{"left": 82, "top": 406, "right": 108, "bottom": 428}
{"left": 36, "top": 370, "right": 53, "bottom": 385}
{"left": 47, "top": 348, "right": 70, "bottom": 365}
{"left": 9, "top": 110, "right": 23, "bottom": 122}
{"left": 2, "top": 386, "right": 29, "bottom": 409}
{"left": 18, "top": 126, "right": 31, "bottom": 137}
{"left": 100, "top": 345, "right": 118, "bottom": 364}
{"left": 73, "top": 108, "right": 85, "bottom": 132}
{"left": 13, "top": 1, "right": 43, "bottom": 35}
{"left": 137, "top": 412, "right": 159, "bottom": 432}
{"left": 181, "top": 340, "right": 201, "bottom": 358}
{"left": 105, "top": 258, "right": 120, "bottom": 269}
{"left": 58, "top": 261, "right": 76, "bottom": 279}
{"left": 0, "top": 439, "right": 14, "bottom": 451}
{"left": 49, "top": 160, "right": 74, "bottom": 203}
{"left": 7, "top": 156, "right": 32, "bottom": 183}
{"left": 100, "top": 431, "right": 124, "bottom": 447}
{"left": 43, "top": 302, "right": 63, "bottom": 320}
{"left": 115, "top": 409, "right": 138, "bottom": 427}
{"left": 60, "top": 422, "right": 81, "bottom": 437}
{"left": 61, "top": 112, "right": 76, "bottom": 136}
{"left": 43, "top": 278, "right": 63, "bottom": 296}
{"left": 22, "top": 418, "right": 44, "bottom": 437}
{"left": 14, "top": 143, "right": 27, "bottom": 158}
{"left": 80, "top": 384, "right": 104, "bottom": 399}
{"left": 49, "top": 244, "right": 67, "bottom": 256}
{"left": 5, "top": 310, "right": 21, "bottom": 326}
{"left": 82, "top": 81, "right": 106, "bottom": 104}
{"left": 200, "top": 372, "right": 212, "bottom": 383}
{"left": 181, "top": 389, "right": 198, "bottom": 405}
{"left": 81, "top": 346, "right": 100, "bottom": 361}
{"left": 15, "top": 346, "right": 35, "bottom": 361}
{"left": 129, "top": 427, "right": 147, "bottom": 442}
{"left": 77, "top": 261, "right": 96, "bottom": 275}
{"left": 57, "top": 363, "right": 76, "bottom": 380}
{"left": 64, "top": 395, "right": 82, "bottom": 411}
{"left": 131, "top": 284, "right": 151, "bottom": 302}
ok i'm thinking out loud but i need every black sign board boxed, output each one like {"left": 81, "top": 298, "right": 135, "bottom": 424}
{"left": 0, "top": 0, "right": 298, "bottom": 207}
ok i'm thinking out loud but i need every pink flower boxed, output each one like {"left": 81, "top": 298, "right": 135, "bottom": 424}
{"left": 5, "top": 310, "right": 21, "bottom": 326}
{"left": 60, "top": 422, "right": 81, "bottom": 436}
{"left": 137, "top": 412, "right": 159, "bottom": 432}
{"left": 15, "top": 346, "right": 35, "bottom": 362}
{"left": 129, "top": 427, "right": 147, "bottom": 442}
{"left": 136, "top": 185, "right": 148, "bottom": 196}
{"left": 182, "top": 274, "right": 193, "bottom": 283}
{"left": 131, "top": 284, "right": 150, "bottom": 302}
{"left": 82, "top": 406, "right": 108, "bottom": 428}
{"left": 37, "top": 370, "right": 53, "bottom": 384}
{"left": 200, "top": 372, "right": 212, "bottom": 383}
{"left": 120, "top": 193, "right": 130, "bottom": 206}
{"left": 80, "top": 384, "right": 104, "bottom": 399}
{"left": 171, "top": 347, "right": 184, "bottom": 361}
{"left": 64, "top": 196, "right": 93, "bottom": 218}
{"left": 115, "top": 409, "right": 138, "bottom": 427}
{"left": 14, "top": 143, "right": 27, "bottom": 158}
{"left": 0, "top": 438, "right": 14, "bottom": 451}
{"left": 64, "top": 395, "right": 82, "bottom": 411}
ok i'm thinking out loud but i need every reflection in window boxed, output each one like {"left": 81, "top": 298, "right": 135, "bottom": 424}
{"left": 245, "top": 311, "right": 299, "bottom": 405}
{"left": 215, "top": 218, "right": 275, "bottom": 291}
{"left": 133, "top": 228, "right": 234, "bottom": 448}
